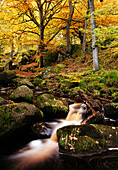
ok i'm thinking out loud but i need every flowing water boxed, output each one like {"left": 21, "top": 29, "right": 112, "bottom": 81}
{"left": 0, "top": 103, "right": 118, "bottom": 170}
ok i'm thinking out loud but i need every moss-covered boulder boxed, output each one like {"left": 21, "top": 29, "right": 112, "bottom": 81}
{"left": 34, "top": 93, "right": 68, "bottom": 119}
{"left": 10, "top": 85, "right": 33, "bottom": 103}
{"left": 104, "top": 103, "right": 118, "bottom": 120}
{"left": 17, "top": 79, "right": 34, "bottom": 89}
{"left": 0, "top": 70, "right": 16, "bottom": 85}
{"left": 43, "top": 51, "right": 58, "bottom": 66}
{"left": 0, "top": 102, "right": 43, "bottom": 140}
{"left": 57, "top": 124, "right": 118, "bottom": 155}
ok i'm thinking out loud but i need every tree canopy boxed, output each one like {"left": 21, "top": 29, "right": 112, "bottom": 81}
{"left": 0, "top": 0, "right": 118, "bottom": 68}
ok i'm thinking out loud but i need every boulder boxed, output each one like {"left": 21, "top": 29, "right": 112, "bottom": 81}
{"left": 0, "top": 102, "right": 43, "bottom": 142}
{"left": 10, "top": 85, "right": 33, "bottom": 103}
{"left": 34, "top": 93, "right": 68, "bottom": 119}
{"left": 57, "top": 124, "right": 118, "bottom": 155}
{"left": 18, "top": 79, "right": 34, "bottom": 89}
{"left": 104, "top": 103, "right": 118, "bottom": 120}
{"left": 0, "top": 70, "right": 16, "bottom": 85}
{"left": 31, "top": 122, "right": 52, "bottom": 138}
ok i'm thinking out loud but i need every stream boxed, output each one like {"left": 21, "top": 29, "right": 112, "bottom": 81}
{"left": 0, "top": 119, "right": 118, "bottom": 170}
{"left": 0, "top": 88, "right": 118, "bottom": 170}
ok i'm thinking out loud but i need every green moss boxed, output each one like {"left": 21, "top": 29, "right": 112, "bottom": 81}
{"left": 25, "top": 95, "right": 33, "bottom": 102}
{"left": 43, "top": 51, "right": 58, "bottom": 66}
{"left": 57, "top": 124, "right": 118, "bottom": 155}
{"left": 33, "top": 77, "right": 43, "bottom": 85}
{"left": 35, "top": 94, "right": 68, "bottom": 119}
{"left": 57, "top": 125, "right": 102, "bottom": 155}
{"left": 10, "top": 94, "right": 16, "bottom": 100}
{"left": 112, "top": 92, "right": 118, "bottom": 99}
{"left": 99, "top": 70, "right": 118, "bottom": 86}
{"left": 0, "top": 97, "right": 5, "bottom": 104}
{"left": 88, "top": 82, "right": 104, "bottom": 91}
{"left": 110, "top": 103, "right": 118, "bottom": 107}
{"left": 0, "top": 107, "right": 15, "bottom": 135}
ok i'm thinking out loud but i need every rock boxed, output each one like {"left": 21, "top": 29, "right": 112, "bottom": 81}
{"left": 57, "top": 124, "right": 104, "bottom": 155}
{"left": 18, "top": 79, "right": 34, "bottom": 89}
{"left": 86, "top": 111, "right": 104, "bottom": 124}
{"left": 10, "top": 85, "right": 33, "bottom": 103}
{"left": 34, "top": 93, "right": 68, "bottom": 119}
{"left": 57, "top": 124, "right": 118, "bottom": 155}
{"left": 0, "top": 102, "right": 43, "bottom": 141}
{"left": 0, "top": 70, "right": 16, "bottom": 85}
{"left": 104, "top": 103, "right": 118, "bottom": 120}
{"left": 42, "top": 67, "right": 53, "bottom": 78}
{"left": 31, "top": 122, "right": 52, "bottom": 138}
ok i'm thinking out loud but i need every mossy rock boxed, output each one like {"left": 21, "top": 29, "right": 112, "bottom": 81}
{"left": 43, "top": 51, "right": 58, "bottom": 66}
{"left": 0, "top": 70, "right": 16, "bottom": 85}
{"left": 59, "top": 135, "right": 101, "bottom": 155}
{"left": 18, "top": 79, "right": 34, "bottom": 89}
{"left": 104, "top": 103, "right": 118, "bottom": 120}
{"left": 0, "top": 102, "right": 43, "bottom": 139}
{"left": 34, "top": 93, "right": 68, "bottom": 119}
{"left": 10, "top": 85, "right": 33, "bottom": 103}
{"left": 57, "top": 125, "right": 103, "bottom": 155}
{"left": 57, "top": 124, "right": 118, "bottom": 155}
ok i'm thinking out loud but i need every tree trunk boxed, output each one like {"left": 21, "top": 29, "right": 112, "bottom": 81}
{"left": 89, "top": 0, "right": 99, "bottom": 71}
{"left": 10, "top": 42, "right": 14, "bottom": 59}
{"left": 66, "top": 0, "right": 74, "bottom": 56}
{"left": 36, "top": 0, "right": 44, "bottom": 68}
{"left": 82, "top": 1, "right": 89, "bottom": 52}
{"left": 39, "top": 24, "right": 44, "bottom": 68}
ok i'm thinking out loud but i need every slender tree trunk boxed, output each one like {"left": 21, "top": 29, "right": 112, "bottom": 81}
{"left": 89, "top": 0, "right": 99, "bottom": 71}
{"left": 10, "top": 42, "right": 14, "bottom": 59}
{"left": 82, "top": 1, "right": 89, "bottom": 52}
{"left": 39, "top": 25, "right": 44, "bottom": 68}
{"left": 36, "top": 0, "right": 45, "bottom": 68}
{"left": 66, "top": 0, "right": 74, "bottom": 56}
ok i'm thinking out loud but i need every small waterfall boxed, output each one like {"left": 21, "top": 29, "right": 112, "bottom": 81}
{"left": 8, "top": 103, "right": 87, "bottom": 170}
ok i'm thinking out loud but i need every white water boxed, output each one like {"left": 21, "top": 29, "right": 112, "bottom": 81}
{"left": 9, "top": 103, "right": 87, "bottom": 170}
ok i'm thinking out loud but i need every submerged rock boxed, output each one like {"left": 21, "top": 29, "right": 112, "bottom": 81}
{"left": 57, "top": 124, "right": 118, "bottom": 155}
{"left": 10, "top": 85, "right": 33, "bottom": 103}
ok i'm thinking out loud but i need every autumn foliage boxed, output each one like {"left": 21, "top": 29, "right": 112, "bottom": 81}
{"left": 0, "top": 0, "right": 118, "bottom": 66}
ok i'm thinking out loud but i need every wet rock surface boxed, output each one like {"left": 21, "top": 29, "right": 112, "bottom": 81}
{"left": 57, "top": 124, "right": 118, "bottom": 155}
{"left": 10, "top": 85, "right": 34, "bottom": 103}
{"left": 0, "top": 102, "right": 43, "bottom": 142}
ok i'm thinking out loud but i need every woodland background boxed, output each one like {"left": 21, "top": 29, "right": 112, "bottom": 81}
{"left": 0, "top": 0, "right": 118, "bottom": 68}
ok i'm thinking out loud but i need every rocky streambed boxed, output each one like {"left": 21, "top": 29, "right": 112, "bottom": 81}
{"left": 0, "top": 70, "right": 118, "bottom": 170}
